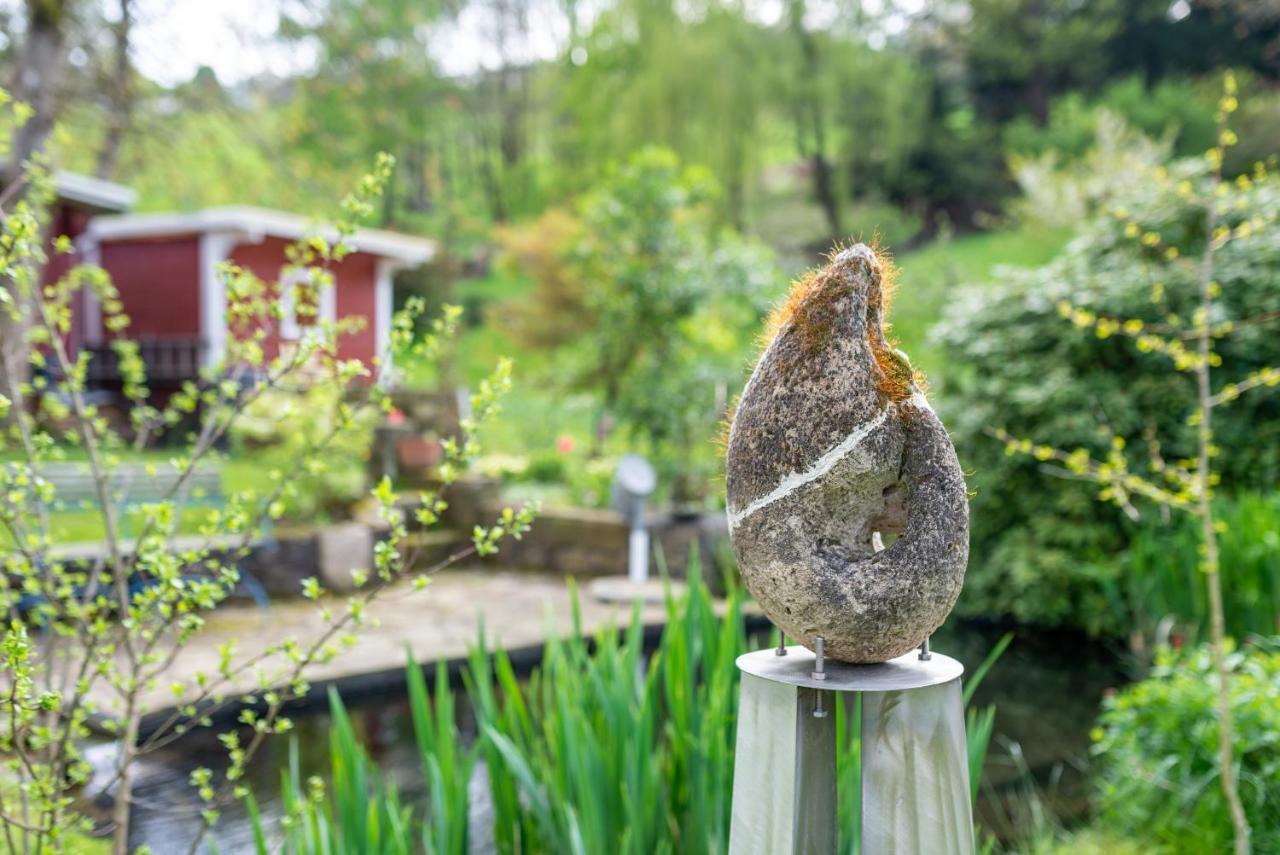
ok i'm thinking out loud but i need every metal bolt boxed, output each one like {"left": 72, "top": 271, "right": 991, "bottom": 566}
{"left": 775, "top": 631, "right": 787, "bottom": 656}
{"left": 811, "top": 635, "right": 827, "bottom": 681}
{"left": 919, "top": 637, "right": 932, "bottom": 661}
{"left": 813, "top": 691, "right": 828, "bottom": 719}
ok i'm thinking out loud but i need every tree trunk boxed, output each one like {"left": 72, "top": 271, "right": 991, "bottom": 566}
{"left": 95, "top": 0, "right": 135, "bottom": 180}
{"left": 1027, "top": 64, "right": 1050, "bottom": 126}
{"left": 2, "top": 0, "right": 74, "bottom": 426}
{"left": 11, "top": 1, "right": 71, "bottom": 167}
{"left": 1196, "top": 154, "right": 1252, "bottom": 855}
{"left": 787, "top": 0, "right": 842, "bottom": 238}
{"left": 809, "top": 151, "right": 841, "bottom": 238}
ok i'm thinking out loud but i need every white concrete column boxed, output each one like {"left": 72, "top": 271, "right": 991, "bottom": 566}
{"left": 199, "top": 232, "right": 240, "bottom": 368}
{"left": 375, "top": 258, "right": 398, "bottom": 379}
{"left": 77, "top": 236, "right": 104, "bottom": 346}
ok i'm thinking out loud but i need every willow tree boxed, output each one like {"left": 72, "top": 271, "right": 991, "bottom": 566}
{"left": 551, "top": 0, "right": 770, "bottom": 228}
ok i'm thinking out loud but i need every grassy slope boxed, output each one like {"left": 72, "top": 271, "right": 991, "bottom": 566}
{"left": 887, "top": 224, "right": 1072, "bottom": 383}
{"left": 427, "top": 223, "right": 1073, "bottom": 460}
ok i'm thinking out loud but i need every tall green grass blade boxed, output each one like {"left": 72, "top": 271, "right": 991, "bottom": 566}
{"left": 257, "top": 563, "right": 1004, "bottom": 854}
{"left": 964, "top": 631, "right": 1014, "bottom": 705}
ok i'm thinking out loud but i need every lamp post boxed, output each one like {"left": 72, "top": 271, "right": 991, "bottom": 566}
{"left": 611, "top": 453, "right": 657, "bottom": 585}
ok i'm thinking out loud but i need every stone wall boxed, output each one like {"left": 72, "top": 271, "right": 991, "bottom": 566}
{"left": 235, "top": 530, "right": 319, "bottom": 596}
{"left": 237, "top": 508, "right": 728, "bottom": 597}
{"left": 470, "top": 503, "right": 731, "bottom": 584}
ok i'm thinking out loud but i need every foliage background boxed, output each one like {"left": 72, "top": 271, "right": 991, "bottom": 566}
{"left": 936, "top": 157, "right": 1280, "bottom": 633}
{"left": 1092, "top": 640, "right": 1280, "bottom": 854}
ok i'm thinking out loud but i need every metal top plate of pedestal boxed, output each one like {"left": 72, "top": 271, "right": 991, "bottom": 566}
{"left": 736, "top": 645, "right": 963, "bottom": 692}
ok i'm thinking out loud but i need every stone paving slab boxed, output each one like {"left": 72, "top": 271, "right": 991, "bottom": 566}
{"left": 86, "top": 568, "right": 740, "bottom": 724}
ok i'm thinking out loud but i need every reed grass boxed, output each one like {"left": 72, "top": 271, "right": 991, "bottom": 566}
{"left": 1104, "top": 492, "right": 1280, "bottom": 644}
{"left": 260, "top": 689, "right": 414, "bottom": 855}
{"left": 246, "top": 564, "right": 1006, "bottom": 853}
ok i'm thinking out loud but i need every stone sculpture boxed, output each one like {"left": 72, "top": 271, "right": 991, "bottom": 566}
{"left": 725, "top": 244, "right": 968, "bottom": 663}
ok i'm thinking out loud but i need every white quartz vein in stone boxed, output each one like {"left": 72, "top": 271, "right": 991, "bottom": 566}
{"left": 727, "top": 407, "right": 891, "bottom": 531}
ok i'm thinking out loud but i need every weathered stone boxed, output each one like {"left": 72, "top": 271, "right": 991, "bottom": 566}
{"left": 317, "top": 522, "right": 374, "bottom": 593}
{"left": 724, "top": 244, "right": 968, "bottom": 663}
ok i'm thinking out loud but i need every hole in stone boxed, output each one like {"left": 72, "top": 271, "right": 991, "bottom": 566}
{"left": 874, "top": 530, "right": 899, "bottom": 549}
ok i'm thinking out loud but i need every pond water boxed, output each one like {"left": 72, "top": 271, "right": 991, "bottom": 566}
{"left": 92, "top": 619, "right": 1126, "bottom": 853}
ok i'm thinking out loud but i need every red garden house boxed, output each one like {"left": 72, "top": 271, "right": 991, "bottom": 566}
{"left": 81, "top": 205, "right": 434, "bottom": 385}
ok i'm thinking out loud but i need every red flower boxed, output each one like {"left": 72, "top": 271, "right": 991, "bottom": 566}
{"left": 556, "top": 435, "right": 576, "bottom": 454}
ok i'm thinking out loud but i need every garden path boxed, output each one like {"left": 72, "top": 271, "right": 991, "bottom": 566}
{"left": 84, "top": 569, "right": 724, "bottom": 728}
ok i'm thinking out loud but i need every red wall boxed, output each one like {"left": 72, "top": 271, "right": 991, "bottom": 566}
{"left": 336, "top": 252, "right": 379, "bottom": 368}
{"left": 228, "top": 237, "right": 380, "bottom": 368}
{"left": 99, "top": 235, "right": 203, "bottom": 339}
{"left": 43, "top": 202, "right": 95, "bottom": 356}
{"left": 91, "top": 233, "right": 381, "bottom": 371}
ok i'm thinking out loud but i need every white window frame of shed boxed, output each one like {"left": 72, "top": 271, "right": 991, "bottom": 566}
{"left": 85, "top": 207, "right": 436, "bottom": 369}
{"left": 278, "top": 267, "right": 337, "bottom": 342}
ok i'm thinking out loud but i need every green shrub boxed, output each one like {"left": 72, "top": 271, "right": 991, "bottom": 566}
{"left": 1091, "top": 640, "right": 1280, "bottom": 854}
{"left": 1105, "top": 492, "right": 1280, "bottom": 644}
{"left": 521, "top": 449, "right": 568, "bottom": 484}
{"left": 936, "top": 153, "right": 1280, "bottom": 634}
{"left": 1004, "top": 74, "right": 1280, "bottom": 180}
{"left": 1004, "top": 76, "right": 1218, "bottom": 163}
{"left": 231, "top": 384, "right": 378, "bottom": 520}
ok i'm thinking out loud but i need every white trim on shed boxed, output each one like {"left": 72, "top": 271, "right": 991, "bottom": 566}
{"left": 0, "top": 164, "right": 136, "bottom": 212}
{"left": 86, "top": 206, "right": 435, "bottom": 266}
{"left": 53, "top": 171, "right": 137, "bottom": 212}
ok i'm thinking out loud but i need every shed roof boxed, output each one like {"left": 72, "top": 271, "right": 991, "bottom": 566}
{"left": 0, "top": 164, "right": 137, "bottom": 212}
{"left": 54, "top": 171, "right": 138, "bottom": 212}
{"left": 87, "top": 206, "right": 436, "bottom": 266}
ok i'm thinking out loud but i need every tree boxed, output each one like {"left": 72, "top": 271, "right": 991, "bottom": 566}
{"left": 976, "top": 75, "right": 1265, "bottom": 854}
{"left": 279, "top": 0, "right": 472, "bottom": 229}
{"left": 2, "top": 0, "right": 77, "bottom": 427}
{"left": 94, "top": 0, "right": 135, "bottom": 179}
{"left": 0, "top": 134, "right": 533, "bottom": 853}
{"left": 8, "top": 0, "right": 76, "bottom": 165}
{"left": 782, "top": 0, "right": 842, "bottom": 237}
{"left": 960, "top": 0, "right": 1124, "bottom": 125}
{"left": 551, "top": 0, "right": 768, "bottom": 228}
{"left": 501, "top": 147, "right": 780, "bottom": 500}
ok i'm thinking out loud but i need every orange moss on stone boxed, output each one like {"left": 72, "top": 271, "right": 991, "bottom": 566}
{"left": 756, "top": 241, "right": 917, "bottom": 405}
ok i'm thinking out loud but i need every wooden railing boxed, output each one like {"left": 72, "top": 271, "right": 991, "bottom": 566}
{"left": 86, "top": 337, "right": 207, "bottom": 383}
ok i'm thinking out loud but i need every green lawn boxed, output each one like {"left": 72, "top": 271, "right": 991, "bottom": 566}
{"left": 888, "top": 223, "right": 1072, "bottom": 382}
{"left": 395, "top": 223, "right": 1073, "bottom": 463}
{"left": 1, "top": 448, "right": 280, "bottom": 546}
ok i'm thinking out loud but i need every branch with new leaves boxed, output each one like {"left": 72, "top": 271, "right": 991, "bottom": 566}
{"left": 994, "top": 73, "right": 1263, "bottom": 855}
{"left": 1, "top": 90, "right": 537, "bottom": 855}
